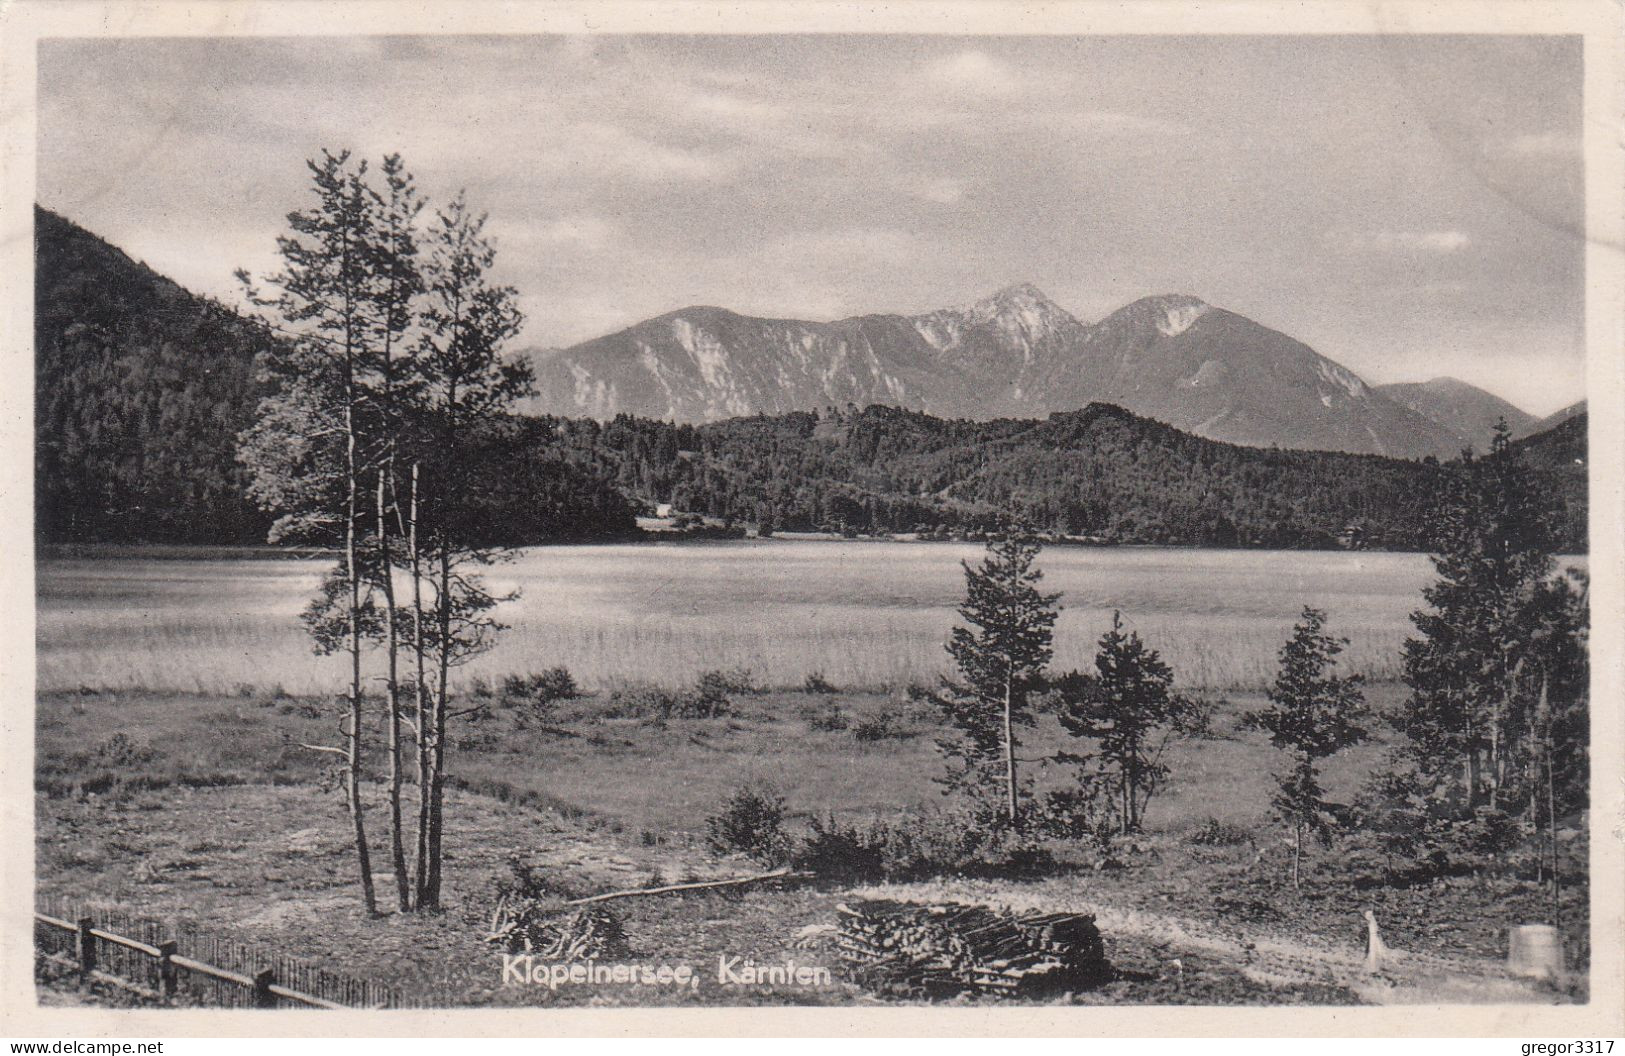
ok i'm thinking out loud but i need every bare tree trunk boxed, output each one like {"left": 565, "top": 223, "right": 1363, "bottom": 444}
{"left": 409, "top": 464, "right": 432, "bottom": 908}
{"left": 1489, "top": 700, "right": 1502, "bottom": 812}
{"left": 1292, "top": 819, "right": 1302, "bottom": 890}
{"left": 344, "top": 393, "right": 376, "bottom": 917}
{"left": 1466, "top": 738, "right": 1481, "bottom": 814}
{"left": 424, "top": 541, "right": 452, "bottom": 908}
{"left": 1127, "top": 738, "right": 1140, "bottom": 832}
{"left": 1540, "top": 675, "right": 1561, "bottom": 928}
{"left": 378, "top": 473, "right": 409, "bottom": 912}
{"left": 1001, "top": 672, "right": 1017, "bottom": 825}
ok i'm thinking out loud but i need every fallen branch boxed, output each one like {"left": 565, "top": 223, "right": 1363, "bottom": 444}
{"left": 562, "top": 866, "right": 810, "bottom": 905}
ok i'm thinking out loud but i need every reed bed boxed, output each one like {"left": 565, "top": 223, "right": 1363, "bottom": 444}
{"left": 37, "top": 542, "right": 1471, "bottom": 695}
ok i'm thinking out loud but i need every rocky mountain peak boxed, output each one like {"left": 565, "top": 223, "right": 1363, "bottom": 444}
{"left": 969, "top": 282, "right": 1063, "bottom": 315}
{"left": 950, "top": 282, "right": 1080, "bottom": 337}
{"left": 1110, "top": 293, "right": 1212, "bottom": 338}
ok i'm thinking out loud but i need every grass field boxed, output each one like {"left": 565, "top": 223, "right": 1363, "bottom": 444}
{"left": 35, "top": 685, "right": 1586, "bottom": 1006}
{"left": 37, "top": 540, "right": 1541, "bottom": 696}
{"left": 36, "top": 684, "right": 1404, "bottom": 840}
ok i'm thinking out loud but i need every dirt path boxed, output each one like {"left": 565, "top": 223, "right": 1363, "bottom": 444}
{"left": 855, "top": 879, "right": 1567, "bottom": 1005}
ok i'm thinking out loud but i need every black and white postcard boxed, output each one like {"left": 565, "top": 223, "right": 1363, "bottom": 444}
{"left": 2, "top": 0, "right": 1621, "bottom": 1039}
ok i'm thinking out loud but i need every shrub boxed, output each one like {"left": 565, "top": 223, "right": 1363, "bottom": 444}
{"left": 705, "top": 784, "right": 790, "bottom": 865}
{"left": 1179, "top": 696, "right": 1220, "bottom": 739}
{"left": 796, "top": 809, "right": 1042, "bottom": 882}
{"left": 803, "top": 671, "right": 838, "bottom": 694}
{"left": 696, "top": 666, "right": 755, "bottom": 697}
{"left": 604, "top": 683, "right": 683, "bottom": 719}
{"left": 689, "top": 672, "right": 737, "bottom": 717}
{"left": 1187, "top": 817, "right": 1253, "bottom": 847}
{"left": 797, "top": 814, "right": 885, "bottom": 883}
{"left": 1032, "top": 787, "right": 1116, "bottom": 845}
{"left": 604, "top": 680, "right": 731, "bottom": 720}
{"left": 852, "top": 712, "right": 912, "bottom": 742}
{"left": 90, "top": 733, "right": 157, "bottom": 769}
{"left": 503, "top": 667, "right": 579, "bottom": 708}
{"left": 455, "top": 728, "right": 504, "bottom": 752}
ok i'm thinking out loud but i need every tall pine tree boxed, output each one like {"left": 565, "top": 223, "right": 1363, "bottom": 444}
{"left": 1399, "top": 421, "right": 1581, "bottom": 821}
{"left": 1245, "top": 607, "right": 1367, "bottom": 889}
{"left": 933, "top": 536, "right": 1059, "bottom": 826}
{"left": 1053, "top": 613, "right": 1189, "bottom": 835}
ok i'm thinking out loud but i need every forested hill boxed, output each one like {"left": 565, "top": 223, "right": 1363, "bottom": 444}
{"left": 1509, "top": 413, "right": 1587, "bottom": 552}
{"left": 35, "top": 205, "right": 274, "bottom": 543}
{"left": 545, "top": 403, "right": 1588, "bottom": 552}
{"left": 35, "top": 206, "right": 640, "bottom": 547}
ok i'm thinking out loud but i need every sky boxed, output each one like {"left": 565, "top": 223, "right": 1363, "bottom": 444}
{"left": 37, "top": 34, "right": 1586, "bottom": 415}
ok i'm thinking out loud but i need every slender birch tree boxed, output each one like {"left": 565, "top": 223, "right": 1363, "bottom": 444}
{"left": 405, "top": 192, "right": 534, "bottom": 909}
{"left": 361, "top": 153, "right": 426, "bottom": 912}
{"left": 238, "top": 150, "right": 387, "bottom": 915}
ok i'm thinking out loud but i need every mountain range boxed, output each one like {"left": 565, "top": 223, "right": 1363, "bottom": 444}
{"left": 522, "top": 284, "right": 1548, "bottom": 460}
{"left": 33, "top": 205, "right": 1586, "bottom": 548}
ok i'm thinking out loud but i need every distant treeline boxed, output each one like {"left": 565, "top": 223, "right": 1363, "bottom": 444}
{"left": 35, "top": 205, "right": 1587, "bottom": 552}
{"left": 539, "top": 403, "right": 1587, "bottom": 552}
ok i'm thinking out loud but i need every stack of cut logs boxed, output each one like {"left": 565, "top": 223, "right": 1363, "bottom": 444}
{"left": 835, "top": 900, "right": 1107, "bottom": 998}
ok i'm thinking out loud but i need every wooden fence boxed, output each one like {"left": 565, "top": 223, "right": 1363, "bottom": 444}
{"left": 34, "top": 895, "right": 404, "bottom": 1009}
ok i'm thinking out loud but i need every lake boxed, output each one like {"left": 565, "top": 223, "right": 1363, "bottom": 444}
{"left": 34, "top": 541, "right": 1584, "bottom": 695}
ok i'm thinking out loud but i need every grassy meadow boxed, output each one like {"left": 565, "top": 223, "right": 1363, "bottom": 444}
{"left": 34, "top": 540, "right": 1502, "bottom": 696}
{"left": 36, "top": 683, "right": 1405, "bottom": 840}
{"left": 35, "top": 680, "right": 1589, "bottom": 1006}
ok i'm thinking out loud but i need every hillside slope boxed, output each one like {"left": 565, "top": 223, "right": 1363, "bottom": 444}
{"left": 1519, "top": 399, "right": 1587, "bottom": 439}
{"left": 1376, "top": 377, "right": 1538, "bottom": 454}
{"left": 35, "top": 205, "right": 273, "bottom": 543}
{"left": 34, "top": 207, "right": 637, "bottom": 547}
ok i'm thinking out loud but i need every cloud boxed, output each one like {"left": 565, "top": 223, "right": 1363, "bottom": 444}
{"left": 532, "top": 215, "right": 619, "bottom": 252}
{"left": 1051, "top": 111, "right": 1195, "bottom": 138}
{"left": 678, "top": 87, "right": 789, "bottom": 127}
{"left": 1326, "top": 229, "right": 1472, "bottom": 254}
{"left": 903, "top": 176, "right": 966, "bottom": 204}
{"left": 924, "top": 50, "right": 1019, "bottom": 96}
{"left": 560, "top": 122, "right": 737, "bottom": 182}
{"left": 760, "top": 226, "right": 922, "bottom": 267}
{"left": 1498, "top": 131, "right": 1581, "bottom": 157}
{"left": 662, "top": 81, "right": 854, "bottom": 160}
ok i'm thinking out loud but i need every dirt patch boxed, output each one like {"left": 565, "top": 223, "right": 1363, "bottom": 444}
{"left": 36, "top": 781, "right": 1583, "bottom": 1008}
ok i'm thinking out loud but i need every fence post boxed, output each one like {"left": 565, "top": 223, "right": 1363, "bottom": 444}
{"left": 252, "top": 968, "right": 276, "bottom": 1009}
{"left": 157, "top": 940, "right": 178, "bottom": 999}
{"left": 75, "top": 917, "right": 96, "bottom": 975}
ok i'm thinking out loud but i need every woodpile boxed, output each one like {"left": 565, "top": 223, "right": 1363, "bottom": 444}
{"left": 834, "top": 899, "right": 1108, "bottom": 998}
{"left": 485, "top": 901, "right": 630, "bottom": 961}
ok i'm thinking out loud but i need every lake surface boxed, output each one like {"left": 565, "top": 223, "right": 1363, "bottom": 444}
{"left": 34, "top": 541, "right": 1586, "bottom": 695}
